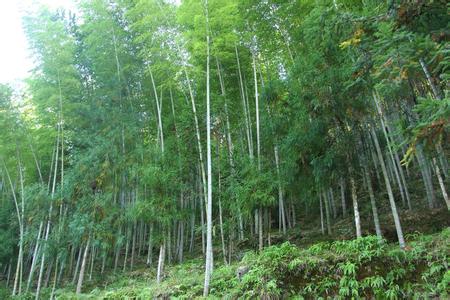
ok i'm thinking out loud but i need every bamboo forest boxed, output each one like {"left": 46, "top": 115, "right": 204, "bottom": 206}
{"left": 0, "top": 0, "right": 449, "bottom": 299}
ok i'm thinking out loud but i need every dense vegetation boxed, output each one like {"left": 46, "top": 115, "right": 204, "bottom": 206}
{"left": 0, "top": 0, "right": 448, "bottom": 298}
{"left": 46, "top": 229, "right": 449, "bottom": 299}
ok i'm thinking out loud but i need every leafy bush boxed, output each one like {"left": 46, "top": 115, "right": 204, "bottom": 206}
{"left": 231, "top": 231, "right": 449, "bottom": 299}
{"left": 50, "top": 230, "right": 449, "bottom": 299}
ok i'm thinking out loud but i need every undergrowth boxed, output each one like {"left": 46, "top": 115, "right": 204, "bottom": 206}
{"left": 5, "top": 228, "right": 449, "bottom": 299}
{"left": 226, "top": 228, "right": 449, "bottom": 299}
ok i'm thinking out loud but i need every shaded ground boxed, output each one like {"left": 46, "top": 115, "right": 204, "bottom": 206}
{"left": 2, "top": 208, "right": 448, "bottom": 299}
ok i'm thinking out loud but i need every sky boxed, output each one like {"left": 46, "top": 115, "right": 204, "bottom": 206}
{"left": 0, "top": 0, "right": 76, "bottom": 85}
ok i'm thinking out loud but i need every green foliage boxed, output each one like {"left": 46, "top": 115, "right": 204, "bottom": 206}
{"left": 238, "top": 242, "right": 300, "bottom": 297}
{"left": 210, "top": 264, "right": 238, "bottom": 296}
{"left": 49, "top": 230, "right": 449, "bottom": 299}
{"left": 226, "top": 231, "right": 449, "bottom": 299}
{"left": 403, "top": 96, "right": 449, "bottom": 163}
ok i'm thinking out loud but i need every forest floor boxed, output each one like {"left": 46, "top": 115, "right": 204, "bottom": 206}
{"left": 2, "top": 208, "right": 449, "bottom": 299}
{"left": 40, "top": 208, "right": 450, "bottom": 299}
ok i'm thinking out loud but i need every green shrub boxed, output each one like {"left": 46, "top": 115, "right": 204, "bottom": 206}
{"left": 43, "top": 230, "right": 449, "bottom": 299}
{"left": 232, "top": 232, "right": 448, "bottom": 299}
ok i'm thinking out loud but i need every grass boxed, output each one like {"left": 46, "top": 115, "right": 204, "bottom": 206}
{"left": 38, "top": 227, "right": 449, "bottom": 299}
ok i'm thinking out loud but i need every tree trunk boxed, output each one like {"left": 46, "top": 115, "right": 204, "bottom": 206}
{"left": 36, "top": 125, "right": 60, "bottom": 299}
{"left": 419, "top": 57, "right": 443, "bottom": 100}
{"left": 72, "top": 247, "right": 82, "bottom": 284}
{"left": 235, "top": 45, "right": 253, "bottom": 158}
{"left": 57, "top": 257, "right": 66, "bottom": 289}
{"left": 323, "top": 191, "right": 332, "bottom": 235}
{"left": 177, "top": 218, "right": 184, "bottom": 263}
{"left": 340, "top": 178, "right": 347, "bottom": 218}
{"left": 146, "top": 224, "right": 153, "bottom": 265}
{"left": 253, "top": 53, "right": 263, "bottom": 252}
{"left": 149, "top": 68, "right": 164, "bottom": 153}
{"left": 3, "top": 158, "right": 24, "bottom": 297}
{"left": 371, "top": 127, "right": 405, "bottom": 248}
{"left": 89, "top": 245, "right": 95, "bottom": 280}
{"left": 156, "top": 241, "right": 165, "bottom": 284}
{"left": 217, "top": 151, "right": 227, "bottom": 265}
{"left": 189, "top": 199, "right": 195, "bottom": 253}
{"left": 122, "top": 230, "right": 129, "bottom": 272}
{"left": 274, "top": 145, "right": 287, "bottom": 234}
{"left": 27, "top": 221, "right": 43, "bottom": 292}
{"left": 130, "top": 225, "right": 136, "bottom": 270}
{"left": 44, "top": 258, "right": 53, "bottom": 288}
{"left": 113, "top": 235, "right": 121, "bottom": 273}
{"left": 370, "top": 148, "right": 382, "bottom": 185}
{"left": 364, "top": 164, "right": 382, "bottom": 239}
{"left": 253, "top": 54, "right": 261, "bottom": 170}
{"left": 291, "top": 201, "right": 296, "bottom": 227}
{"left": 319, "top": 193, "right": 325, "bottom": 235}
{"left": 432, "top": 158, "right": 449, "bottom": 210}
{"left": 435, "top": 144, "right": 448, "bottom": 178}
{"left": 167, "top": 228, "right": 172, "bottom": 265}
{"left": 373, "top": 94, "right": 411, "bottom": 209}
{"left": 101, "top": 252, "right": 106, "bottom": 274}
{"left": 329, "top": 188, "right": 337, "bottom": 219}
{"left": 76, "top": 238, "right": 90, "bottom": 294}
{"left": 238, "top": 209, "right": 244, "bottom": 240}
{"left": 349, "top": 172, "right": 362, "bottom": 238}
{"left": 6, "top": 260, "right": 12, "bottom": 287}
{"left": 200, "top": 190, "right": 205, "bottom": 255}
{"left": 416, "top": 146, "right": 436, "bottom": 208}
{"left": 35, "top": 220, "right": 51, "bottom": 300}
{"left": 50, "top": 258, "right": 59, "bottom": 300}
{"left": 257, "top": 209, "right": 263, "bottom": 252}
{"left": 203, "top": 8, "right": 213, "bottom": 294}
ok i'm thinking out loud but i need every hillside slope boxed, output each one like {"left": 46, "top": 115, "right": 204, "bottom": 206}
{"left": 24, "top": 227, "right": 449, "bottom": 299}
